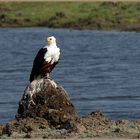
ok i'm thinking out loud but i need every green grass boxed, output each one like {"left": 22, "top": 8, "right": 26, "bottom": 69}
{"left": 0, "top": 2, "right": 140, "bottom": 30}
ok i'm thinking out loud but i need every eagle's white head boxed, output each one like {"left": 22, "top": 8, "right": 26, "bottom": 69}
{"left": 47, "top": 36, "right": 56, "bottom": 46}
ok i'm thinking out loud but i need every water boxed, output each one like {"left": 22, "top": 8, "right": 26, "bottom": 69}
{"left": 0, "top": 28, "right": 140, "bottom": 123}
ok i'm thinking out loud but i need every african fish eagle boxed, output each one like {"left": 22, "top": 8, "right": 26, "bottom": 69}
{"left": 29, "top": 36, "right": 60, "bottom": 82}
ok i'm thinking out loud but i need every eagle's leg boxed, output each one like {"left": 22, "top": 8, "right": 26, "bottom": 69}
{"left": 44, "top": 73, "right": 51, "bottom": 79}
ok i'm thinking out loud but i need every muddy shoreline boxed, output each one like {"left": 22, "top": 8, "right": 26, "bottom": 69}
{"left": 0, "top": 111, "right": 140, "bottom": 139}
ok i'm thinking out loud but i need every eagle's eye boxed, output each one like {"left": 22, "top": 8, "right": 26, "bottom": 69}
{"left": 47, "top": 37, "right": 54, "bottom": 43}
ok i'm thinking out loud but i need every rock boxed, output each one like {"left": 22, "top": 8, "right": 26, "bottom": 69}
{"left": 2, "top": 78, "right": 78, "bottom": 137}
{"left": 78, "top": 111, "right": 111, "bottom": 131}
{"left": 2, "top": 117, "right": 49, "bottom": 136}
{"left": 0, "top": 125, "right": 4, "bottom": 136}
{"left": 16, "top": 78, "right": 77, "bottom": 128}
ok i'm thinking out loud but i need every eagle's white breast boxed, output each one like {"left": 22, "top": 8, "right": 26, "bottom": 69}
{"left": 44, "top": 45, "right": 60, "bottom": 64}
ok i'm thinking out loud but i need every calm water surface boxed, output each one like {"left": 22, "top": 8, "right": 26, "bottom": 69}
{"left": 0, "top": 28, "right": 140, "bottom": 123}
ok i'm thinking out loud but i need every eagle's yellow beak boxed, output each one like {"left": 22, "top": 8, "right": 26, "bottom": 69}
{"left": 47, "top": 37, "right": 52, "bottom": 44}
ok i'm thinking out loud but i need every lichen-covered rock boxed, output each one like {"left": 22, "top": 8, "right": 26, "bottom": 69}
{"left": 16, "top": 78, "right": 77, "bottom": 128}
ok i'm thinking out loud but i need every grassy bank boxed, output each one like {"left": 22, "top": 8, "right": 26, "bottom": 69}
{"left": 0, "top": 2, "right": 140, "bottom": 31}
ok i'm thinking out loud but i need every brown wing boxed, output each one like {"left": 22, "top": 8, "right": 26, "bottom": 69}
{"left": 29, "top": 48, "right": 47, "bottom": 82}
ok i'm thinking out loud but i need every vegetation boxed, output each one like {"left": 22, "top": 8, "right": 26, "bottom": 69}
{"left": 0, "top": 2, "right": 140, "bottom": 31}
